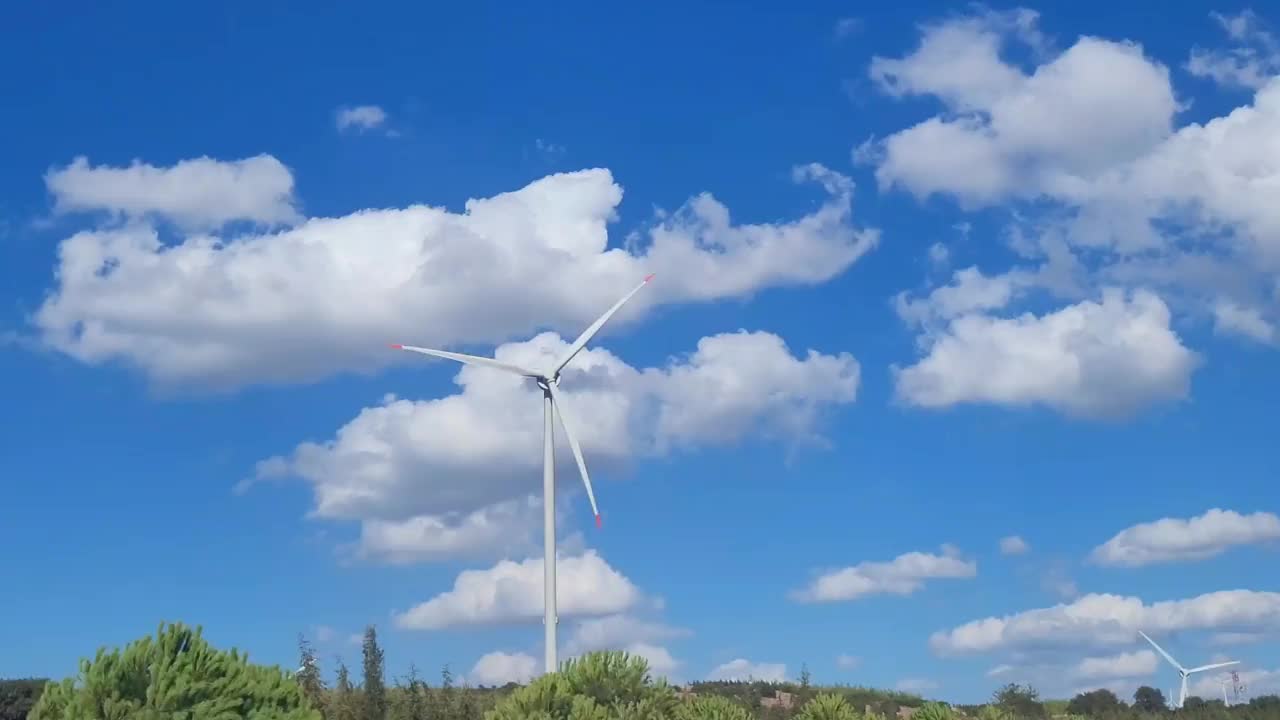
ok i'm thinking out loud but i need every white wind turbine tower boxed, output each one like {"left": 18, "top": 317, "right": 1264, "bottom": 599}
{"left": 1138, "top": 630, "right": 1240, "bottom": 709}
{"left": 390, "top": 274, "right": 655, "bottom": 675}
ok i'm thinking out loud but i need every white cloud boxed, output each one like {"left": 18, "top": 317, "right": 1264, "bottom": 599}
{"left": 835, "top": 17, "right": 862, "bottom": 39}
{"left": 927, "top": 242, "right": 950, "bottom": 268}
{"left": 1213, "top": 300, "right": 1277, "bottom": 344}
{"left": 871, "top": 12, "right": 1176, "bottom": 206}
{"left": 335, "top": 105, "right": 389, "bottom": 133}
{"left": 1209, "top": 631, "right": 1266, "bottom": 646}
{"left": 929, "top": 589, "right": 1280, "bottom": 655}
{"left": 351, "top": 497, "right": 543, "bottom": 565}
{"left": 835, "top": 654, "right": 862, "bottom": 670}
{"left": 393, "top": 550, "right": 644, "bottom": 629}
{"left": 871, "top": 8, "right": 1280, "bottom": 391}
{"left": 1090, "top": 508, "right": 1280, "bottom": 567}
{"left": 1000, "top": 535, "right": 1031, "bottom": 555}
{"left": 1073, "top": 650, "right": 1158, "bottom": 679}
{"left": 467, "top": 651, "right": 538, "bottom": 687}
{"left": 564, "top": 614, "right": 688, "bottom": 656}
{"left": 254, "top": 330, "right": 858, "bottom": 563}
{"left": 626, "top": 644, "right": 680, "bottom": 678}
{"left": 1040, "top": 565, "right": 1080, "bottom": 601}
{"left": 791, "top": 546, "right": 976, "bottom": 603}
{"left": 1186, "top": 11, "right": 1280, "bottom": 91}
{"left": 44, "top": 155, "right": 300, "bottom": 230}
{"left": 562, "top": 614, "right": 687, "bottom": 678}
{"left": 893, "top": 288, "right": 1198, "bottom": 420}
{"left": 895, "top": 266, "right": 1025, "bottom": 330}
{"left": 36, "top": 160, "right": 875, "bottom": 389}
{"left": 896, "top": 678, "right": 939, "bottom": 693}
{"left": 707, "top": 659, "right": 786, "bottom": 682}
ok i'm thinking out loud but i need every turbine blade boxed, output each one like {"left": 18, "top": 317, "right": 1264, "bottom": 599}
{"left": 546, "top": 383, "right": 601, "bottom": 528}
{"left": 392, "top": 344, "right": 538, "bottom": 377}
{"left": 1188, "top": 661, "right": 1240, "bottom": 673}
{"left": 551, "top": 274, "right": 654, "bottom": 378}
{"left": 1139, "top": 630, "right": 1186, "bottom": 672}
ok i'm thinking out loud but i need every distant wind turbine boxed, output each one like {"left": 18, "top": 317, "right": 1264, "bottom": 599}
{"left": 391, "top": 274, "right": 655, "bottom": 675}
{"left": 1138, "top": 630, "right": 1240, "bottom": 708}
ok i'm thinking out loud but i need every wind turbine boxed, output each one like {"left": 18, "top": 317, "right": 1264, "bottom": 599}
{"left": 391, "top": 274, "right": 655, "bottom": 675}
{"left": 1138, "top": 630, "right": 1240, "bottom": 708}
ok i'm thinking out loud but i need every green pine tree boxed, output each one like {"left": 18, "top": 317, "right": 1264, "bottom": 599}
{"left": 333, "top": 658, "right": 360, "bottom": 720}
{"left": 297, "top": 634, "right": 326, "bottom": 712}
{"left": 28, "top": 621, "right": 320, "bottom": 720}
{"left": 362, "top": 626, "right": 387, "bottom": 720}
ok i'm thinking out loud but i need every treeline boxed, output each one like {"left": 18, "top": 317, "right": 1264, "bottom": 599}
{"left": 5, "top": 622, "right": 1279, "bottom": 720}
{"left": 296, "top": 626, "right": 504, "bottom": 720}
{"left": 0, "top": 680, "right": 45, "bottom": 720}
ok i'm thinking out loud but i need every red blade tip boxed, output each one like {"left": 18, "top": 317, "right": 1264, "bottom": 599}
{"left": 595, "top": 514, "right": 603, "bottom": 528}
{"left": 389, "top": 343, "right": 403, "bottom": 350}
{"left": 644, "top": 273, "right": 655, "bottom": 283}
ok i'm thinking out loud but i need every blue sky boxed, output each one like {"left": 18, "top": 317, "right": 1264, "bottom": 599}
{"left": 2, "top": 0, "right": 1278, "bottom": 704}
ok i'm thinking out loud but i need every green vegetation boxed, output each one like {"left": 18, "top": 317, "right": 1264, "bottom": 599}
{"left": 26, "top": 622, "right": 318, "bottom": 720}
{"left": 8, "top": 627, "right": 1280, "bottom": 720}
{"left": 0, "top": 679, "right": 47, "bottom": 720}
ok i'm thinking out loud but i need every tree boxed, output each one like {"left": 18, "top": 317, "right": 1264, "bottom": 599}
{"left": 362, "top": 625, "right": 387, "bottom": 720}
{"left": 296, "top": 634, "right": 326, "bottom": 712}
{"left": 992, "top": 683, "right": 1046, "bottom": 720}
{"left": 1068, "top": 688, "right": 1124, "bottom": 718}
{"left": 487, "top": 650, "right": 677, "bottom": 720}
{"left": 913, "top": 703, "right": 956, "bottom": 720}
{"left": 795, "top": 693, "right": 860, "bottom": 720}
{"left": 28, "top": 621, "right": 320, "bottom": 719}
{"left": 332, "top": 657, "right": 360, "bottom": 720}
{"left": 676, "top": 694, "right": 752, "bottom": 720}
{"left": 977, "top": 706, "right": 1012, "bottom": 720}
{"left": 401, "top": 663, "right": 428, "bottom": 720}
{"left": 1133, "top": 686, "right": 1167, "bottom": 713}
{"left": 0, "top": 678, "right": 48, "bottom": 720}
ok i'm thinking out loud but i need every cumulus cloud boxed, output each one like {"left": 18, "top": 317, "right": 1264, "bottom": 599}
{"left": 870, "top": 11, "right": 1176, "bottom": 205}
{"left": 708, "top": 659, "right": 786, "bottom": 682}
{"left": 467, "top": 651, "right": 538, "bottom": 686}
{"left": 930, "top": 589, "right": 1280, "bottom": 655}
{"left": 564, "top": 614, "right": 688, "bottom": 656}
{"left": 393, "top": 550, "right": 644, "bottom": 629}
{"left": 1213, "top": 300, "right": 1278, "bottom": 344}
{"left": 1090, "top": 508, "right": 1280, "bottom": 567}
{"left": 562, "top": 614, "right": 687, "bottom": 678}
{"left": 44, "top": 155, "right": 300, "bottom": 230}
{"left": 35, "top": 159, "right": 876, "bottom": 389}
{"left": 1073, "top": 650, "right": 1158, "bottom": 679}
{"left": 1209, "top": 632, "right": 1267, "bottom": 646}
{"left": 791, "top": 546, "right": 976, "bottom": 603}
{"left": 1000, "top": 535, "right": 1031, "bottom": 555}
{"left": 872, "top": 7, "right": 1280, "bottom": 397}
{"left": 335, "top": 105, "right": 389, "bottom": 133}
{"left": 253, "top": 330, "right": 858, "bottom": 562}
{"left": 893, "top": 288, "right": 1197, "bottom": 419}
